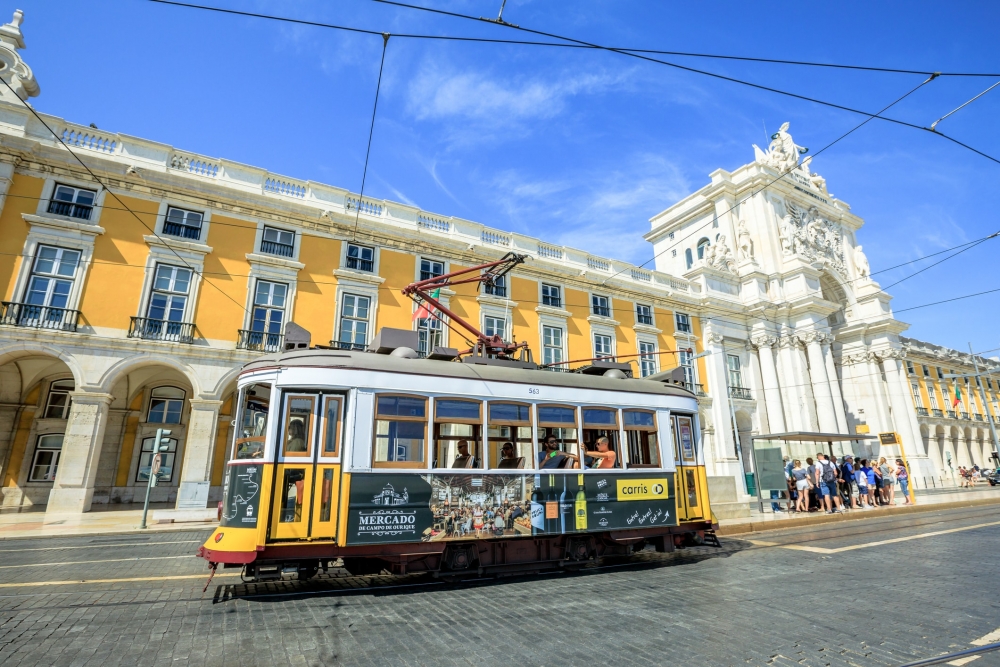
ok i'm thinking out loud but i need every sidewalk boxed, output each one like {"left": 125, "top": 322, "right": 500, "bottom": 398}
{"left": 0, "top": 503, "right": 216, "bottom": 541}
{"left": 717, "top": 485, "right": 1000, "bottom": 536}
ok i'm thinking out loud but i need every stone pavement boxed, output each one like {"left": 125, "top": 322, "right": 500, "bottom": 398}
{"left": 0, "top": 505, "right": 999, "bottom": 666}
{"left": 0, "top": 503, "right": 215, "bottom": 540}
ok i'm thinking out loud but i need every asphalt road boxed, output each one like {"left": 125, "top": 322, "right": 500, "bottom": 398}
{"left": 1, "top": 505, "right": 999, "bottom": 666}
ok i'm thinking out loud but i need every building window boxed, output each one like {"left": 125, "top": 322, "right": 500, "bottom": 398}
{"left": 591, "top": 295, "right": 610, "bottom": 317}
{"left": 346, "top": 243, "right": 374, "bottom": 272}
{"left": 420, "top": 259, "right": 444, "bottom": 282}
{"left": 416, "top": 316, "right": 442, "bottom": 356}
{"left": 147, "top": 386, "right": 185, "bottom": 424}
{"left": 147, "top": 265, "right": 191, "bottom": 323}
{"left": 251, "top": 280, "right": 286, "bottom": 335}
{"left": 696, "top": 238, "right": 710, "bottom": 260}
{"left": 727, "top": 354, "right": 743, "bottom": 388}
{"left": 29, "top": 434, "right": 63, "bottom": 482}
{"left": 922, "top": 364, "right": 930, "bottom": 377}
{"left": 542, "top": 325, "right": 563, "bottom": 366}
{"left": 136, "top": 436, "right": 178, "bottom": 483}
{"left": 261, "top": 227, "right": 294, "bottom": 258}
{"left": 163, "top": 206, "right": 203, "bottom": 240}
{"left": 639, "top": 341, "right": 657, "bottom": 377}
{"left": 685, "top": 248, "right": 693, "bottom": 270}
{"left": 926, "top": 382, "right": 937, "bottom": 406}
{"left": 541, "top": 284, "right": 561, "bottom": 308}
{"left": 636, "top": 304, "right": 653, "bottom": 326}
{"left": 911, "top": 382, "right": 921, "bottom": 404}
{"left": 484, "top": 273, "right": 506, "bottom": 298}
{"left": 338, "top": 294, "right": 370, "bottom": 350}
{"left": 47, "top": 183, "right": 96, "bottom": 220}
{"left": 23, "top": 246, "right": 80, "bottom": 314}
{"left": 675, "top": 312, "right": 692, "bottom": 334}
{"left": 484, "top": 316, "right": 506, "bottom": 339}
{"left": 594, "top": 333, "right": 613, "bottom": 359}
{"left": 905, "top": 360, "right": 915, "bottom": 375}
{"left": 935, "top": 367, "right": 943, "bottom": 379}
{"left": 679, "top": 349, "right": 695, "bottom": 386}
{"left": 44, "top": 380, "right": 74, "bottom": 419}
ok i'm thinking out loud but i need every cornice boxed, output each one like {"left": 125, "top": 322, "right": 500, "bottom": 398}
{"left": 22, "top": 212, "right": 105, "bottom": 236}
{"left": 146, "top": 234, "right": 212, "bottom": 255}
{"left": 477, "top": 294, "right": 518, "bottom": 309}
{"left": 534, "top": 305, "right": 573, "bottom": 319}
{"left": 331, "top": 268, "right": 385, "bottom": 285}
{"left": 245, "top": 252, "right": 304, "bottom": 271}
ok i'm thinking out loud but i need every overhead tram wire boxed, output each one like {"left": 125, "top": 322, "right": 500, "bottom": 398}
{"left": 351, "top": 32, "right": 390, "bottom": 241}
{"left": 0, "top": 80, "right": 253, "bottom": 319}
{"left": 147, "top": 1, "right": 1000, "bottom": 78}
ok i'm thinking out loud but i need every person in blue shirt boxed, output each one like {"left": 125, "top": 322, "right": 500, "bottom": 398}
{"left": 840, "top": 455, "right": 857, "bottom": 509}
{"left": 860, "top": 459, "right": 877, "bottom": 508}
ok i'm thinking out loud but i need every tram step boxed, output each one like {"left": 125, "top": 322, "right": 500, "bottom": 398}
{"left": 703, "top": 530, "right": 722, "bottom": 548}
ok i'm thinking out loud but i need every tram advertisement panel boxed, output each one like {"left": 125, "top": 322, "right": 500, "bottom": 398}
{"left": 220, "top": 463, "right": 263, "bottom": 529}
{"left": 345, "top": 472, "right": 676, "bottom": 545}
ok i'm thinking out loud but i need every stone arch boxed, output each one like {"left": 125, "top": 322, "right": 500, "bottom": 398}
{"left": 819, "top": 272, "right": 854, "bottom": 328}
{"left": 696, "top": 237, "right": 710, "bottom": 260}
{"left": 96, "top": 353, "right": 202, "bottom": 397}
{"left": 205, "top": 365, "right": 243, "bottom": 402}
{"left": 0, "top": 342, "right": 84, "bottom": 389}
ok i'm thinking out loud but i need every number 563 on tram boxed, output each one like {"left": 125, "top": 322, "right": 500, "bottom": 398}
{"left": 198, "top": 341, "right": 715, "bottom": 581}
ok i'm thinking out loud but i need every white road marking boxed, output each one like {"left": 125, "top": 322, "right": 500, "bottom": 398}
{"left": 0, "top": 572, "right": 241, "bottom": 588}
{"left": 749, "top": 520, "right": 1000, "bottom": 554}
{"left": 0, "top": 540, "right": 202, "bottom": 553}
{"left": 971, "top": 627, "right": 1000, "bottom": 646}
{"left": 0, "top": 555, "right": 195, "bottom": 569}
{"left": 946, "top": 656, "right": 980, "bottom": 665}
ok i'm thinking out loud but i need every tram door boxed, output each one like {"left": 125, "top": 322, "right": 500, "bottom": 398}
{"left": 269, "top": 393, "right": 344, "bottom": 541}
{"left": 672, "top": 414, "right": 705, "bottom": 521}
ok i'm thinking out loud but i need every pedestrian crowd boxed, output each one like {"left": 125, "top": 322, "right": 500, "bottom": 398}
{"left": 775, "top": 453, "right": 911, "bottom": 514}
{"left": 957, "top": 465, "right": 984, "bottom": 488}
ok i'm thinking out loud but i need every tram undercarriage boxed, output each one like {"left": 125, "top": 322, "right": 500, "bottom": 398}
{"left": 229, "top": 523, "right": 717, "bottom": 582}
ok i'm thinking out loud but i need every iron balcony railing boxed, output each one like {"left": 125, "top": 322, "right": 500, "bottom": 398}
{"left": 974, "top": 414, "right": 984, "bottom": 422}
{"left": 947, "top": 410, "right": 957, "bottom": 419}
{"left": 332, "top": 340, "right": 367, "bottom": 351}
{"left": 47, "top": 199, "right": 93, "bottom": 221}
{"left": 484, "top": 283, "right": 507, "bottom": 298}
{"left": 637, "top": 313, "right": 654, "bottom": 325}
{"left": 346, "top": 256, "right": 374, "bottom": 272}
{"left": 676, "top": 321, "right": 692, "bottom": 333}
{"left": 932, "top": 409, "right": 944, "bottom": 417}
{"left": 162, "top": 220, "right": 201, "bottom": 240}
{"left": 728, "top": 386, "right": 753, "bottom": 400}
{"left": 0, "top": 302, "right": 81, "bottom": 331}
{"left": 592, "top": 305, "right": 611, "bottom": 317}
{"left": 681, "top": 382, "right": 706, "bottom": 396}
{"left": 128, "top": 316, "right": 194, "bottom": 343}
{"left": 916, "top": 407, "right": 929, "bottom": 416}
{"left": 260, "top": 240, "right": 294, "bottom": 258}
{"left": 236, "top": 329, "right": 283, "bottom": 353}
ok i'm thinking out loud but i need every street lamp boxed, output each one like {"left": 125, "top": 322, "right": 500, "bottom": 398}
{"left": 140, "top": 428, "right": 172, "bottom": 530}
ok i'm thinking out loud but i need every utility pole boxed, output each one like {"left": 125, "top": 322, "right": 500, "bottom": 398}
{"left": 140, "top": 428, "right": 171, "bottom": 530}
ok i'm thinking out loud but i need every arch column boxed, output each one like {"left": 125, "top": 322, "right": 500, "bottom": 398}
{"left": 47, "top": 391, "right": 114, "bottom": 514}
{"left": 822, "top": 338, "right": 849, "bottom": 433}
{"left": 804, "top": 332, "right": 838, "bottom": 432}
{"left": 751, "top": 335, "right": 786, "bottom": 433}
{"left": 922, "top": 426, "right": 943, "bottom": 482}
{"left": 955, "top": 432, "right": 972, "bottom": 468}
{"left": 176, "top": 399, "right": 223, "bottom": 510}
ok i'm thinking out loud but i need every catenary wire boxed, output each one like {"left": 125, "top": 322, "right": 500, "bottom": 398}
{"left": 147, "top": 0, "right": 1000, "bottom": 77}
{"left": 351, "top": 33, "right": 390, "bottom": 241}
{"left": 0, "top": 79, "right": 253, "bottom": 319}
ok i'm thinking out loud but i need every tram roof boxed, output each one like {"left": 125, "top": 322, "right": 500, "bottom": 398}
{"left": 240, "top": 349, "right": 697, "bottom": 399}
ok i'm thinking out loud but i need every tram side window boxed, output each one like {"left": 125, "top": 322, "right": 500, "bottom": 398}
{"left": 672, "top": 414, "right": 697, "bottom": 463}
{"left": 234, "top": 383, "right": 271, "bottom": 460}
{"left": 282, "top": 396, "right": 315, "bottom": 458}
{"left": 487, "top": 402, "right": 532, "bottom": 469}
{"left": 582, "top": 407, "right": 621, "bottom": 469}
{"left": 374, "top": 395, "right": 427, "bottom": 467}
{"left": 537, "top": 405, "right": 580, "bottom": 469}
{"left": 433, "top": 399, "right": 482, "bottom": 469}
{"left": 624, "top": 410, "right": 659, "bottom": 468}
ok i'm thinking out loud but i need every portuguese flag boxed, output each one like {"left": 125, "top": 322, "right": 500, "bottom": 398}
{"left": 952, "top": 382, "right": 962, "bottom": 408}
{"left": 412, "top": 288, "right": 441, "bottom": 322}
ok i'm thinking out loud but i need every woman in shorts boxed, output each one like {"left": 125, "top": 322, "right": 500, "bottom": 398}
{"left": 790, "top": 460, "right": 810, "bottom": 513}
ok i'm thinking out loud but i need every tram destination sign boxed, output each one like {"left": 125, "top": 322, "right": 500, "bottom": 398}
{"left": 345, "top": 472, "right": 676, "bottom": 546}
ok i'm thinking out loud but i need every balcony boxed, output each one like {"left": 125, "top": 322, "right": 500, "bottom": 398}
{"left": 0, "top": 302, "right": 81, "bottom": 332}
{"left": 932, "top": 409, "right": 943, "bottom": 417}
{"left": 728, "top": 386, "right": 753, "bottom": 400}
{"left": 237, "top": 329, "right": 283, "bottom": 353}
{"left": 682, "top": 382, "right": 706, "bottom": 397}
{"left": 128, "top": 316, "right": 194, "bottom": 344}
{"left": 916, "top": 407, "right": 929, "bottom": 416}
{"left": 47, "top": 199, "right": 93, "bottom": 221}
{"left": 947, "top": 410, "right": 957, "bottom": 419}
{"left": 974, "top": 414, "right": 984, "bottom": 422}
{"left": 260, "top": 239, "right": 294, "bottom": 258}
{"left": 162, "top": 220, "right": 201, "bottom": 240}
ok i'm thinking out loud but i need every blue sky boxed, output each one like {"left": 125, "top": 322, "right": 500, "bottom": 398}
{"left": 18, "top": 1, "right": 1000, "bottom": 353}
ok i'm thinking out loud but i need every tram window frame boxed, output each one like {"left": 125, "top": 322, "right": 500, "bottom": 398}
{"left": 536, "top": 404, "right": 580, "bottom": 469}
{"left": 233, "top": 383, "right": 271, "bottom": 460}
{"left": 486, "top": 401, "right": 533, "bottom": 469}
{"left": 623, "top": 409, "right": 660, "bottom": 468}
{"left": 321, "top": 395, "right": 343, "bottom": 458}
{"left": 281, "top": 395, "right": 315, "bottom": 459}
{"left": 672, "top": 413, "right": 697, "bottom": 463}
{"left": 373, "top": 394, "right": 428, "bottom": 468}
{"left": 581, "top": 407, "right": 622, "bottom": 470}
{"left": 432, "top": 398, "right": 483, "bottom": 469}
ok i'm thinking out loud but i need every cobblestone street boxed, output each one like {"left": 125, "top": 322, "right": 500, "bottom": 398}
{"left": 1, "top": 505, "right": 999, "bottom": 666}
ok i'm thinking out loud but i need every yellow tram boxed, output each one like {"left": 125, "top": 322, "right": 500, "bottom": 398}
{"left": 198, "top": 332, "right": 716, "bottom": 580}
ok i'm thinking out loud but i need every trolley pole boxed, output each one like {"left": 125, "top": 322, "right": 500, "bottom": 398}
{"left": 140, "top": 428, "right": 171, "bottom": 530}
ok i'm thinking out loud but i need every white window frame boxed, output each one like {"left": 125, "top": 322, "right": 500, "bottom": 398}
{"left": 28, "top": 434, "right": 64, "bottom": 483}
{"left": 36, "top": 177, "right": 105, "bottom": 225}
{"left": 46, "top": 183, "right": 98, "bottom": 222}
{"left": 638, "top": 340, "right": 658, "bottom": 377}
{"left": 483, "top": 272, "right": 507, "bottom": 298}
{"left": 593, "top": 332, "right": 614, "bottom": 359}
{"left": 416, "top": 312, "right": 444, "bottom": 356}
{"left": 344, "top": 242, "right": 377, "bottom": 273}
{"left": 248, "top": 279, "right": 288, "bottom": 335}
{"left": 143, "top": 264, "right": 194, "bottom": 324}
{"left": 910, "top": 381, "right": 921, "bottom": 405}
{"left": 542, "top": 324, "right": 564, "bottom": 367}
{"left": 417, "top": 257, "right": 447, "bottom": 282}
{"left": 679, "top": 349, "right": 696, "bottom": 386}
{"left": 483, "top": 314, "right": 507, "bottom": 339}
{"left": 727, "top": 354, "right": 743, "bottom": 389}
{"left": 926, "top": 381, "right": 937, "bottom": 406}
{"left": 541, "top": 283, "right": 562, "bottom": 308}
{"left": 21, "top": 245, "right": 82, "bottom": 311}
{"left": 150, "top": 198, "right": 213, "bottom": 241}
{"left": 44, "top": 379, "right": 75, "bottom": 420}
{"left": 146, "top": 386, "right": 186, "bottom": 425}
{"left": 591, "top": 293, "right": 611, "bottom": 318}
{"left": 675, "top": 312, "right": 692, "bottom": 334}
{"left": 636, "top": 303, "right": 654, "bottom": 326}
{"left": 162, "top": 206, "right": 205, "bottom": 241}
{"left": 337, "top": 292, "right": 372, "bottom": 350}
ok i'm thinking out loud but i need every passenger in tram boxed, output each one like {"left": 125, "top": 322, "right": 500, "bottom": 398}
{"left": 538, "top": 435, "right": 580, "bottom": 469}
{"left": 497, "top": 442, "right": 525, "bottom": 469}
{"left": 452, "top": 440, "right": 475, "bottom": 468}
{"left": 285, "top": 419, "right": 307, "bottom": 452}
{"left": 583, "top": 436, "right": 617, "bottom": 469}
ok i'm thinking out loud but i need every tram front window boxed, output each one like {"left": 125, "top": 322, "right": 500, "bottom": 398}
{"left": 433, "top": 399, "right": 482, "bottom": 468}
{"left": 624, "top": 410, "right": 659, "bottom": 468}
{"left": 234, "top": 383, "right": 270, "bottom": 460}
{"left": 537, "top": 405, "right": 580, "bottom": 469}
{"left": 487, "top": 402, "right": 532, "bottom": 469}
{"left": 374, "top": 395, "right": 427, "bottom": 467}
